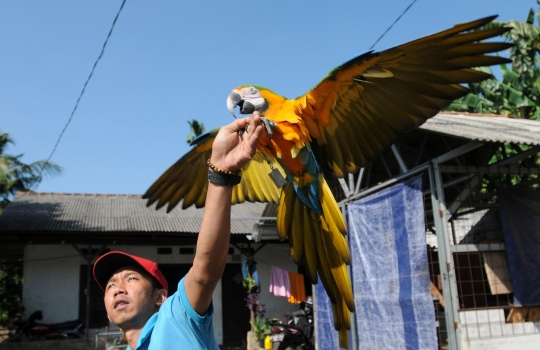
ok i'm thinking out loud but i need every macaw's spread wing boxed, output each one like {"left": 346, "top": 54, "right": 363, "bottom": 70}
{"left": 143, "top": 132, "right": 285, "bottom": 212}
{"left": 294, "top": 15, "right": 512, "bottom": 178}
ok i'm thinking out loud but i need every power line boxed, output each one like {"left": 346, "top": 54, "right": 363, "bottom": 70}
{"left": 369, "top": 0, "right": 418, "bottom": 51}
{"left": 44, "top": 0, "right": 128, "bottom": 165}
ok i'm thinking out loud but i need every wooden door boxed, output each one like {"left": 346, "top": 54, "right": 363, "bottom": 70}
{"left": 221, "top": 264, "right": 250, "bottom": 347}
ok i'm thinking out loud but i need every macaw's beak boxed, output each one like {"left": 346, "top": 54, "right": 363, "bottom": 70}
{"left": 227, "top": 90, "right": 242, "bottom": 118}
{"left": 227, "top": 87, "right": 268, "bottom": 118}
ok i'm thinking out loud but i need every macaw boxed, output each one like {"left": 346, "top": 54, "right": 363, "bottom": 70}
{"left": 144, "top": 16, "right": 511, "bottom": 348}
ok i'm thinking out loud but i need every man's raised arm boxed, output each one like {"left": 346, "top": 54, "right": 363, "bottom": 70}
{"left": 185, "top": 112, "right": 263, "bottom": 315}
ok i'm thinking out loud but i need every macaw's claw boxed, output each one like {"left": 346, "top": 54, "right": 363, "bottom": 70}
{"left": 260, "top": 117, "right": 276, "bottom": 138}
{"left": 237, "top": 117, "right": 276, "bottom": 139}
{"left": 238, "top": 127, "right": 246, "bottom": 138}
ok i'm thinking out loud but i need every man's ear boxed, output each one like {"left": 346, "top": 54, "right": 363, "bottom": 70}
{"left": 155, "top": 289, "right": 167, "bottom": 306}
{"left": 104, "top": 296, "right": 112, "bottom": 322}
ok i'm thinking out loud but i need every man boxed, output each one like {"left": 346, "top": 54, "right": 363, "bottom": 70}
{"left": 93, "top": 113, "right": 264, "bottom": 349}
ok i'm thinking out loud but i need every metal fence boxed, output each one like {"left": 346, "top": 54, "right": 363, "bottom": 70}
{"left": 336, "top": 139, "right": 540, "bottom": 350}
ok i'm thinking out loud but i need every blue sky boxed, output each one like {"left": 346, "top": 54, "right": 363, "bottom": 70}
{"left": 1, "top": 0, "right": 537, "bottom": 195}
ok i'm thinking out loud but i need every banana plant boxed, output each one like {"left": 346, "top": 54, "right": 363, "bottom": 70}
{"left": 445, "top": 3, "right": 540, "bottom": 120}
{"left": 444, "top": 3, "right": 540, "bottom": 202}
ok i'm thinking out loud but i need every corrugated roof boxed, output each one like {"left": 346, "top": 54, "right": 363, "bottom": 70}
{"left": 0, "top": 192, "right": 268, "bottom": 234}
{"left": 420, "top": 113, "right": 540, "bottom": 146}
{"left": 3, "top": 114, "right": 538, "bottom": 235}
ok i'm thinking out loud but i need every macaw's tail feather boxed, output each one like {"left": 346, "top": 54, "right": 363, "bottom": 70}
{"left": 339, "top": 329, "right": 350, "bottom": 350}
{"left": 290, "top": 196, "right": 306, "bottom": 265}
{"left": 319, "top": 175, "right": 350, "bottom": 264}
{"left": 276, "top": 176, "right": 355, "bottom": 349}
{"left": 318, "top": 174, "right": 354, "bottom": 313}
{"left": 302, "top": 209, "right": 319, "bottom": 285}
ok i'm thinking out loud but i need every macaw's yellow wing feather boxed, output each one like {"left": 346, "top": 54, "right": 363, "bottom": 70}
{"left": 144, "top": 135, "right": 214, "bottom": 212}
{"left": 143, "top": 133, "right": 284, "bottom": 211}
{"left": 234, "top": 153, "right": 285, "bottom": 204}
{"left": 277, "top": 182, "right": 295, "bottom": 240}
{"left": 294, "top": 15, "right": 512, "bottom": 178}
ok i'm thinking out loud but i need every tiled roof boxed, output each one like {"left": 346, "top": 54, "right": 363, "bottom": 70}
{"left": 0, "top": 192, "right": 269, "bottom": 234}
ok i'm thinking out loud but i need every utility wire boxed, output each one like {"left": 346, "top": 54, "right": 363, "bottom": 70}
{"left": 369, "top": 0, "right": 418, "bottom": 51}
{"left": 44, "top": 0, "right": 128, "bottom": 165}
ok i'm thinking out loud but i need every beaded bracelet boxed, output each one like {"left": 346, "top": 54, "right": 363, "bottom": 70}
{"left": 206, "top": 159, "right": 241, "bottom": 176}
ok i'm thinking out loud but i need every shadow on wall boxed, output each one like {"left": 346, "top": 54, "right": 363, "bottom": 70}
{"left": 0, "top": 339, "right": 95, "bottom": 350}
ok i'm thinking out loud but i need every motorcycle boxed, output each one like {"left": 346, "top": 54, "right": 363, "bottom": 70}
{"left": 270, "top": 300, "right": 314, "bottom": 350}
{"left": 4, "top": 310, "right": 84, "bottom": 342}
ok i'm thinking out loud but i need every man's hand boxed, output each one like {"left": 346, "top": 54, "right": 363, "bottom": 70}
{"left": 210, "top": 112, "right": 264, "bottom": 173}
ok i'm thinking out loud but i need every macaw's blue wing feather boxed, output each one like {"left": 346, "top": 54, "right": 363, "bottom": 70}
{"left": 279, "top": 146, "right": 323, "bottom": 215}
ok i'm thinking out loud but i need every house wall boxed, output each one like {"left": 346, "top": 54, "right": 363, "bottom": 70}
{"left": 23, "top": 242, "right": 301, "bottom": 345}
{"left": 23, "top": 245, "right": 83, "bottom": 323}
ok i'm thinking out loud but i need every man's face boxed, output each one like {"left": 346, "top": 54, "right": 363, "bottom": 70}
{"left": 104, "top": 266, "right": 165, "bottom": 329}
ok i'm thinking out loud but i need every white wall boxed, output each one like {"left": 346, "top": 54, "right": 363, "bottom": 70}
{"left": 459, "top": 310, "right": 540, "bottom": 350}
{"left": 23, "top": 242, "right": 300, "bottom": 345}
{"left": 250, "top": 242, "right": 308, "bottom": 322}
{"left": 23, "top": 245, "right": 84, "bottom": 323}
{"left": 464, "top": 333, "right": 540, "bottom": 350}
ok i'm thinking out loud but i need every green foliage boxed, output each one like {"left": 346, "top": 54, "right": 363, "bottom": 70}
{"left": 242, "top": 276, "right": 256, "bottom": 292}
{"left": 250, "top": 316, "right": 272, "bottom": 341}
{"left": 444, "top": 4, "right": 540, "bottom": 201}
{"left": 0, "top": 261, "right": 23, "bottom": 326}
{"left": 0, "top": 131, "right": 61, "bottom": 327}
{"left": 444, "top": 3, "right": 540, "bottom": 120}
{"left": 0, "top": 130, "right": 61, "bottom": 213}
{"left": 486, "top": 143, "right": 539, "bottom": 193}
{"left": 186, "top": 119, "right": 206, "bottom": 144}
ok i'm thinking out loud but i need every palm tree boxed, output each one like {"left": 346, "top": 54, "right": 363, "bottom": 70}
{"left": 0, "top": 131, "right": 62, "bottom": 213}
{"left": 186, "top": 119, "right": 206, "bottom": 145}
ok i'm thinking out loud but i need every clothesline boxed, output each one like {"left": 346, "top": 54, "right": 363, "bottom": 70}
{"left": 269, "top": 266, "right": 306, "bottom": 304}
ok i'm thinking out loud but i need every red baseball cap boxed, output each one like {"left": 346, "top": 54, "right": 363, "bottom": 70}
{"left": 93, "top": 251, "right": 168, "bottom": 292}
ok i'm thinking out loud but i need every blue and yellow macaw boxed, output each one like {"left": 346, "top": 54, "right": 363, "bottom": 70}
{"left": 144, "top": 16, "right": 511, "bottom": 348}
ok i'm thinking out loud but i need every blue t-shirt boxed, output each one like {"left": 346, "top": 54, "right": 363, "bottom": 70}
{"left": 128, "top": 276, "right": 219, "bottom": 350}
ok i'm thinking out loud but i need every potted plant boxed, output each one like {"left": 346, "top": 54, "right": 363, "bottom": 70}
{"left": 250, "top": 316, "right": 271, "bottom": 343}
{"left": 244, "top": 276, "right": 271, "bottom": 348}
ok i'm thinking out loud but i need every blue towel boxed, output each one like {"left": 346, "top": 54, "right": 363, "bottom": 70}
{"left": 348, "top": 176, "right": 437, "bottom": 350}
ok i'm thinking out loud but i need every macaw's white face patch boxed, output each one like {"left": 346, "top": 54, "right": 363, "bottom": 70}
{"left": 227, "top": 87, "right": 268, "bottom": 116}
{"left": 239, "top": 87, "right": 261, "bottom": 100}
{"left": 239, "top": 87, "right": 268, "bottom": 114}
